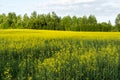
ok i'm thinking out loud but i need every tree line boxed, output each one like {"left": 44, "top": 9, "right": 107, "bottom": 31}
{"left": 0, "top": 11, "right": 120, "bottom": 31}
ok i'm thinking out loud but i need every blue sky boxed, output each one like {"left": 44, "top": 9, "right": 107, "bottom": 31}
{"left": 0, "top": 0, "right": 120, "bottom": 25}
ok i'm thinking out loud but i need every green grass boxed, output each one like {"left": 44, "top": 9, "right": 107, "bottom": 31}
{"left": 0, "top": 29, "right": 120, "bottom": 80}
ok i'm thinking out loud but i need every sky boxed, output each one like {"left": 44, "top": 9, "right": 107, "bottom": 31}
{"left": 0, "top": 0, "right": 120, "bottom": 25}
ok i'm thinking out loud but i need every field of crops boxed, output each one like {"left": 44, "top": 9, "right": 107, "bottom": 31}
{"left": 0, "top": 29, "right": 120, "bottom": 80}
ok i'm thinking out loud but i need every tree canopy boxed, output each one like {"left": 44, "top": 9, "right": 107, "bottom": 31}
{"left": 0, "top": 11, "right": 119, "bottom": 31}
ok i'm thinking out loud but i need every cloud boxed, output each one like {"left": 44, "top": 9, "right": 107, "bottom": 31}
{"left": 36, "top": 0, "right": 95, "bottom": 13}
{"left": 0, "top": 4, "right": 3, "bottom": 7}
{"left": 40, "top": 0, "right": 95, "bottom": 7}
{"left": 102, "top": 2, "right": 120, "bottom": 8}
{"left": 53, "top": 0, "right": 95, "bottom": 5}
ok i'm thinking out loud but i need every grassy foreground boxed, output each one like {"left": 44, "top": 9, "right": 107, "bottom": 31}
{"left": 0, "top": 29, "right": 120, "bottom": 80}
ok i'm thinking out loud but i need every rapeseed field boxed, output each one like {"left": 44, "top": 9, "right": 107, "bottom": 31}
{"left": 0, "top": 29, "right": 120, "bottom": 80}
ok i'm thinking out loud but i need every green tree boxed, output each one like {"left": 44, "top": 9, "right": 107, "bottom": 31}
{"left": 0, "top": 13, "right": 6, "bottom": 28}
{"left": 81, "top": 16, "right": 88, "bottom": 31}
{"left": 61, "top": 15, "right": 72, "bottom": 31}
{"left": 88, "top": 15, "right": 97, "bottom": 24}
{"left": 71, "top": 16, "right": 78, "bottom": 31}
{"left": 77, "top": 17, "right": 83, "bottom": 31}
{"left": 108, "top": 20, "right": 112, "bottom": 31}
{"left": 6, "top": 12, "right": 17, "bottom": 28}
{"left": 98, "top": 22, "right": 111, "bottom": 32}
{"left": 115, "top": 14, "right": 120, "bottom": 31}
{"left": 37, "top": 14, "right": 46, "bottom": 29}
{"left": 88, "top": 15, "right": 97, "bottom": 31}
{"left": 51, "top": 12, "right": 60, "bottom": 30}
{"left": 45, "top": 13, "right": 52, "bottom": 30}
{"left": 30, "top": 11, "right": 38, "bottom": 29}
{"left": 15, "top": 15, "right": 23, "bottom": 28}
{"left": 23, "top": 13, "right": 29, "bottom": 28}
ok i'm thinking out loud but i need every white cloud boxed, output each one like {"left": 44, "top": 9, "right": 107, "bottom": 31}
{"left": 36, "top": 0, "right": 95, "bottom": 12}
{"left": 95, "top": 7, "right": 102, "bottom": 11}
{"left": 82, "top": 4, "right": 92, "bottom": 8}
{"left": 42, "top": 0, "right": 95, "bottom": 6}
{"left": 55, "top": 0, "right": 95, "bottom": 4}
{"left": 102, "top": 2, "right": 120, "bottom": 8}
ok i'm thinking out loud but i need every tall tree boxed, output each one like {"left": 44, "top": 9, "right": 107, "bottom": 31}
{"left": 98, "top": 22, "right": 111, "bottom": 32}
{"left": 30, "top": 11, "right": 38, "bottom": 29}
{"left": 88, "top": 15, "right": 97, "bottom": 31}
{"left": 61, "top": 15, "right": 72, "bottom": 31}
{"left": 81, "top": 16, "right": 88, "bottom": 31}
{"left": 0, "top": 13, "right": 6, "bottom": 28}
{"left": 15, "top": 15, "right": 23, "bottom": 28}
{"left": 115, "top": 14, "right": 120, "bottom": 31}
{"left": 71, "top": 16, "right": 78, "bottom": 31}
{"left": 51, "top": 12, "right": 60, "bottom": 30}
{"left": 88, "top": 15, "right": 97, "bottom": 24}
{"left": 23, "top": 13, "right": 29, "bottom": 28}
{"left": 77, "top": 17, "right": 83, "bottom": 31}
{"left": 6, "top": 12, "right": 17, "bottom": 28}
{"left": 108, "top": 20, "right": 112, "bottom": 31}
{"left": 45, "top": 13, "right": 52, "bottom": 30}
{"left": 37, "top": 14, "right": 46, "bottom": 29}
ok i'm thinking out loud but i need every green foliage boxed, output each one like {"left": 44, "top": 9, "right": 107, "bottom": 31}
{"left": 115, "top": 14, "right": 120, "bottom": 31}
{"left": 0, "top": 11, "right": 118, "bottom": 31}
{"left": 98, "top": 22, "right": 112, "bottom": 32}
{"left": 23, "top": 13, "right": 29, "bottom": 29}
{"left": 60, "top": 16, "right": 72, "bottom": 31}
